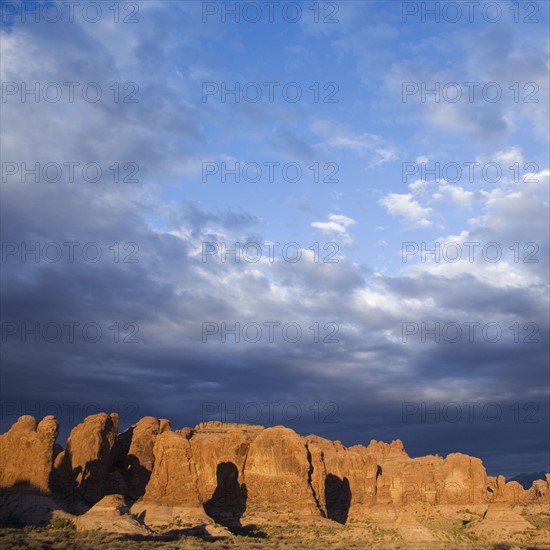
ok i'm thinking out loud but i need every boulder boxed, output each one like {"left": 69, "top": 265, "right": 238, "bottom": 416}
{"left": 74, "top": 494, "right": 151, "bottom": 535}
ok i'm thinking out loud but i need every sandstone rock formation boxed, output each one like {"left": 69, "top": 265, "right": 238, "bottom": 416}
{"left": 0, "top": 415, "right": 59, "bottom": 494}
{"left": 243, "top": 426, "right": 320, "bottom": 516}
{"left": 111, "top": 416, "right": 170, "bottom": 499}
{"left": 0, "top": 412, "right": 548, "bottom": 546}
{"left": 378, "top": 452, "right": 490, "bottom": 506}
{"left": 133, "top": 428, "right": 210, "bottom": 526}
{"left": 306, "top": 435, "right": 379, "bottom": 521}
{"left": 53, "top": 412, "right": 119, "bottom": 504}
{"left": 531, "top": 473, "right": 550, "bottom": 502}
{"left": 191, "top": 422, "right": 262, "bottom": 526}
{"left": 142, "top": 429, "right": 201, "bottom": 506}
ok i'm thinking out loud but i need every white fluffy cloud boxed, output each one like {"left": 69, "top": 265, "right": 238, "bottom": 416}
{"left": 378, "top": 193, "right": 433, "bottom": 227}
{"left": 311, "top": 213, "right": 356, "bottom": 244}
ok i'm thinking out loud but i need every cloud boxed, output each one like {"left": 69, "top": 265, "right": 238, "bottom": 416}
{"left": 311, "top": 213, "right": 356, "bottom": 245}
{"left": 312, "top": 119, "right": 398, "bottom": 166}
{"left": 378, "top": 193, "right": 434, "bottom": 227}
{"left": 401, "top": 169, "right": 549, "bottom": 291}
{"left": 432, "top": 183, "right": 481, "bottom": 206}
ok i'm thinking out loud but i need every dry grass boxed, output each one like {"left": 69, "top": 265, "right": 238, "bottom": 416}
{"left": 2, "top": 524, "right": 549, "bottom": 550}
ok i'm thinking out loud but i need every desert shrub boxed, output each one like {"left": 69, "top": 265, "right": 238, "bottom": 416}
{"left": 47, "top": 518, "right": 75, "bottom": 530}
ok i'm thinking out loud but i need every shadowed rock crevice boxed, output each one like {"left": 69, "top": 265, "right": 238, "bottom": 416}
{"left": 204, "top": 462, "right": 246, "bottom": 529}
{"left": 305, "top": 443, "right": 325, "bottom": 516}
{"left": 324, "top": 474, "right": 351, "bottom": 524}
{"left": 52, "top": 413, "right": 119, "bottom": 505}
{"left": 110, "top": 417, "right": 168, "bottom": 500}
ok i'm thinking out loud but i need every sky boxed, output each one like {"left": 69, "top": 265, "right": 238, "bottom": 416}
{"left": 0, "top": 0, "right": 549, "bottom": 478}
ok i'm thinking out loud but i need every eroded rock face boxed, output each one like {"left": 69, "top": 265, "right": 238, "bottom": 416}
{"left": 111, "top": 416, "right": 171, "bottom": 499}
{"left": 190, "top": 422, "right": 263, "bottom": 526}
{"left": 374, "top": 452, "right": 489, "bottom": 506}
{"left": 53, "top": 413, "right": 119, "bottom": 504}
{"left": 366, "top": 439, "right": 407, "bottom": 458}
{"left": 0, "top": 415, "right": 59, "bottom": 494}
{"left": 143, "top": 430, "right": 201, "bottom": 506}
{"left": 135, "top": 429, "right": 210, "bottom": 526}
{"left": 243, "top": 426, "right": 320, "bottom": 515}
{"left": 306, "top": 436, "right": 379, "bottom": 522}
{"left": 190, "top": 422, "right": 263, "bottom": 501}
{"left": 530, "top": 474, "right": 550, "bottom": 502}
